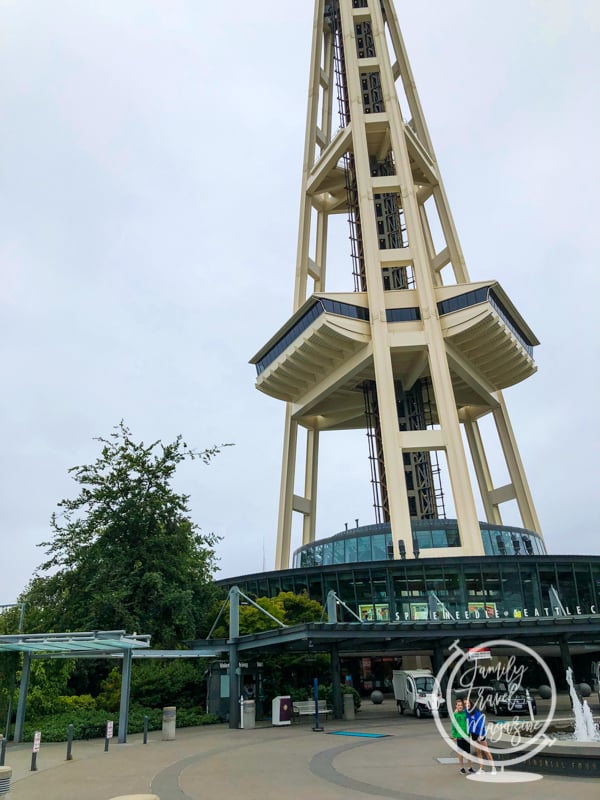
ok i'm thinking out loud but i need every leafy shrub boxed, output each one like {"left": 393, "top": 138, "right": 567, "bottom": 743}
{"left": 343, "top": 685, "right": 362, "bottom": 711}
{"left": 131, "top": 660, "right": 206, "bottom": 708}
{"left": 26, "top": 660, "right": 76, "bottom": 717}
{"left": 17, "top": 705, "right": 220, "bottom": 742}
{"left": 95, "top": 668, "right": 121, "bottom": 711}
{"left": 97, "top": 661, "right": 207, "bottom": 712}
{"left": 55, "top": 694, "right": 96, "bottom": 713}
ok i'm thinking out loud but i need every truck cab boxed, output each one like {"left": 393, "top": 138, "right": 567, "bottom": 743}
{"left": 392, "top": 669, "right": 447, "bottom": 718}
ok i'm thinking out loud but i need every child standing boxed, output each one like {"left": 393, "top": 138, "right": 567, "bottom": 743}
{"left": 450, "top": 698, "right": 474, "bottom": 774}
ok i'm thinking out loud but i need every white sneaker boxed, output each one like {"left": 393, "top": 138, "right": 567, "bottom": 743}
{"left": 490, "top": 769, "right": 497, "bottom": 775}
{"left": 477, "top": 768, "right": 485, "bottom": 773}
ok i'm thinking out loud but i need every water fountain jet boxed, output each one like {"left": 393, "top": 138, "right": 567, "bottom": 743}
{"left": 565, "top": 667, "right": 600, "bottom": 742}
{"left": 504, "top": 669, "right": 600, "bottom": 777}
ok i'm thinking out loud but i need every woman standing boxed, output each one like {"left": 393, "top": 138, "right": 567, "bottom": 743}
{"left": 465, "top": 698, "right": 496, "bottom": 774}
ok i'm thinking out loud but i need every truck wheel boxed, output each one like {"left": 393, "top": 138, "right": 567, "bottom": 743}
{"left": 398, "top": 702, "right": 404, "bottom": 715}
{"left": 415, "top": 706, "right": 422, "bottom": 719}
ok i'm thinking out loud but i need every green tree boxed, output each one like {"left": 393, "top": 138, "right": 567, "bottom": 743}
{"left": 22, "top": 422, "right": 228, "bottom": 648}
{"left": 97, "top": 659, "right": 207, "bottom": 711}
{"left": 208, "top": 591, "right": 327, "bottom": 702}
{"left": 210, "top": 590, "right": 323, "bottom": 637}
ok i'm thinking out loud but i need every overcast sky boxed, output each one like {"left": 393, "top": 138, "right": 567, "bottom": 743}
{"left": 1, "top": 1, "right": 599, "bottom": 605}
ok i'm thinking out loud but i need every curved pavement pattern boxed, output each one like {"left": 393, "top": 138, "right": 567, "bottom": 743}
{"left": 4, "top": 700, "right": 599, "bottom": 800}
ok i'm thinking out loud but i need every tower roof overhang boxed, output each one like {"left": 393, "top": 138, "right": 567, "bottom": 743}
{"left": 250, "top": 294, "right": 372, "bottom": 410}
{"left": 250, "top": 285, "right": 539, "bottom": 430}
{"left": 437, "top": 281, "right": 539, "bottom": 393}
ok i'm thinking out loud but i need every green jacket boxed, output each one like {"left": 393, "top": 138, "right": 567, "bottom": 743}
{"left": 450, "top": 709, "right": 469, "bottom": 739}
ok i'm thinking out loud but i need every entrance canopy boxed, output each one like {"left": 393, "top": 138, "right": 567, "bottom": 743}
{"left": 193, "top": 613, "right": 600, "bottom": 657}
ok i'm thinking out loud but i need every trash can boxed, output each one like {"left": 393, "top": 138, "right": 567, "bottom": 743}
{"left": 343, "top": 693, "right": 355, "bottom": 721}
{"left": 0, "top": 766, "right": 11, "bottom": 798}
{"left": 162, "top": 706, "right": 176, "bottom": 741}
{"left": 272, "top": 695, "right": 292, "bottom": 726}
{"left": 242, "top": 699, "right": 256, "bottom": 730}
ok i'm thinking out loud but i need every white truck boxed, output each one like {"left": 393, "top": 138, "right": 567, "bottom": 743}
{"left": 392, "top": 669, "right": 447, "bottom": 718}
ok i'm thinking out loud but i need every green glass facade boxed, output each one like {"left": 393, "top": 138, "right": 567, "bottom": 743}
{"left": 218, "top": 554, "right": 600, "bottom": 624}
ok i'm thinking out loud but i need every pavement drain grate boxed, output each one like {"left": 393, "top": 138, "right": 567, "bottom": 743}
{"left": 437, "top": 757, "right": 459, "bottom": 764}
{"left": 327, "top": 731, "right": 389, "bottom": 738}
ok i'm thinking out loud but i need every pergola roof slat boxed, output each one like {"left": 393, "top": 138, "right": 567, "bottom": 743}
{"left": 0, "top": 631, "right": 151, "bottom": 656}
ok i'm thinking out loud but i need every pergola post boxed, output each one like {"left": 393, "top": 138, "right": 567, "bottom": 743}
{"left": 330, "top": 645, "right": 343, "bottom": 719}
{"left": 118, "top": 649, "right": 133, "bottom": 743}
{"left": 228, "top": 587, "right": 240, "bottom": 729}
{"left": 13, "top": 651, "right": 31, "bottom": 743}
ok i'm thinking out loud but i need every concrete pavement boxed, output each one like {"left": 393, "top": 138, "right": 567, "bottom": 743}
{"left": 3, "top": 694, "right": 598, "bottom": 800}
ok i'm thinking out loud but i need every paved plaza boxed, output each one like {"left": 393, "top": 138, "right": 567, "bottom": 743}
{"left": 3, "top": 696, "right": 598, "bottom": 800}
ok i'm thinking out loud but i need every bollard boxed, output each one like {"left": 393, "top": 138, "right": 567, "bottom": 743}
{"left": 0, "top": 766, "right": 12, "bottom": 797}
{"left": 161, "top": 707, "right": 176, "bottom": 741}
{"left": 105, "top": 720, "right": 114, "bottom": 753}
{"left": 343, "top": 692, "right": 355, "bottom": 721}
{"left": 143, "top": 715, "right": 149, "bottom": 744}
{"left": 66, "top": 723, "right": 74, "bottom": 761}
{"left": 312, "top": 678, "right": 324, "bottom": 732}
{"left": 31, "top": 731, "right": 41, "bottom": 771}
{"left": 0, "top": 737, "right": 5, "bottom": 767}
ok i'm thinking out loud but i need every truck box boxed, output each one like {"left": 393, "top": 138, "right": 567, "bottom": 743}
{"left": 392, "top": 669, "right": 447, "bottom": 718}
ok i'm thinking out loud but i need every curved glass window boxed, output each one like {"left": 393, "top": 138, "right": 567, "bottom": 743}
{"left": 256, "top": 301, "right": 322, "bottom": 375}
{"left": 358, "top": 536, "right": 372, "bottom": 562}
{"left": 437, "top": 287, "right": 488, "bottom": 316}
{"left": 255, "top": 299, "right": 369, "bottom": 374}
{"left": 293, "top": 520, "right": 544, "bottom": 567}
{"left": 386, "top": 307, "right": 421, "bottom": 322}
{"left": 436, "top": 287, "right": 534, "bottom": 356}
{"left": 481, "top": 527, "right": 545, "bottom": 557}
{"left": 313, "top": 544, "right": 323, "bottom": 566}
{"left": 346, "top": 537, "right": 358, "bottom": 562}
{"left": 488, "top": 291, "right": 534, "bottom": 356}
{"left": 372, "top": 534, "right": 387, "bottom": 560}
{"left": 333, "top": 539, "right": 346, "bottom": 564}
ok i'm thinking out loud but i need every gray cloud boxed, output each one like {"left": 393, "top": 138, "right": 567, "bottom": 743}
{"left": 1, "top": 1, "right": 598, "bottom": 604}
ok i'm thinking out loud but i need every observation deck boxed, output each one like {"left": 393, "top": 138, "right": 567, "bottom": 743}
{"left": 250, "top": 283, "right": 538, "bottom": 429}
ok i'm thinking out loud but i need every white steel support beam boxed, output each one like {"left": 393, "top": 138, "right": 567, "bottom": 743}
{"left": 370, "top": 0, "right": 482, "bottom": 554}
{"left": 462, "top": 413, "right": 503, "bottom": 526}
{"left": 493, "top": 394, "right": 543, "bottom": 535}
{"left": 339, "top": 0, "right": 412, "bottom": 561}
{"left": 275, "top": 406, "right": 299, "bottom": 570}
{"left": 302, "top": 429, "right": 320, "bottom": 545}
{"left": 267, "top": 0, "right": 541, "bottom": 569}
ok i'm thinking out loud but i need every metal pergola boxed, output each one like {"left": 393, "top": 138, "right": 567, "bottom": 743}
{"left": 0, "top": 631, "right": 151, "bottom": 743}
